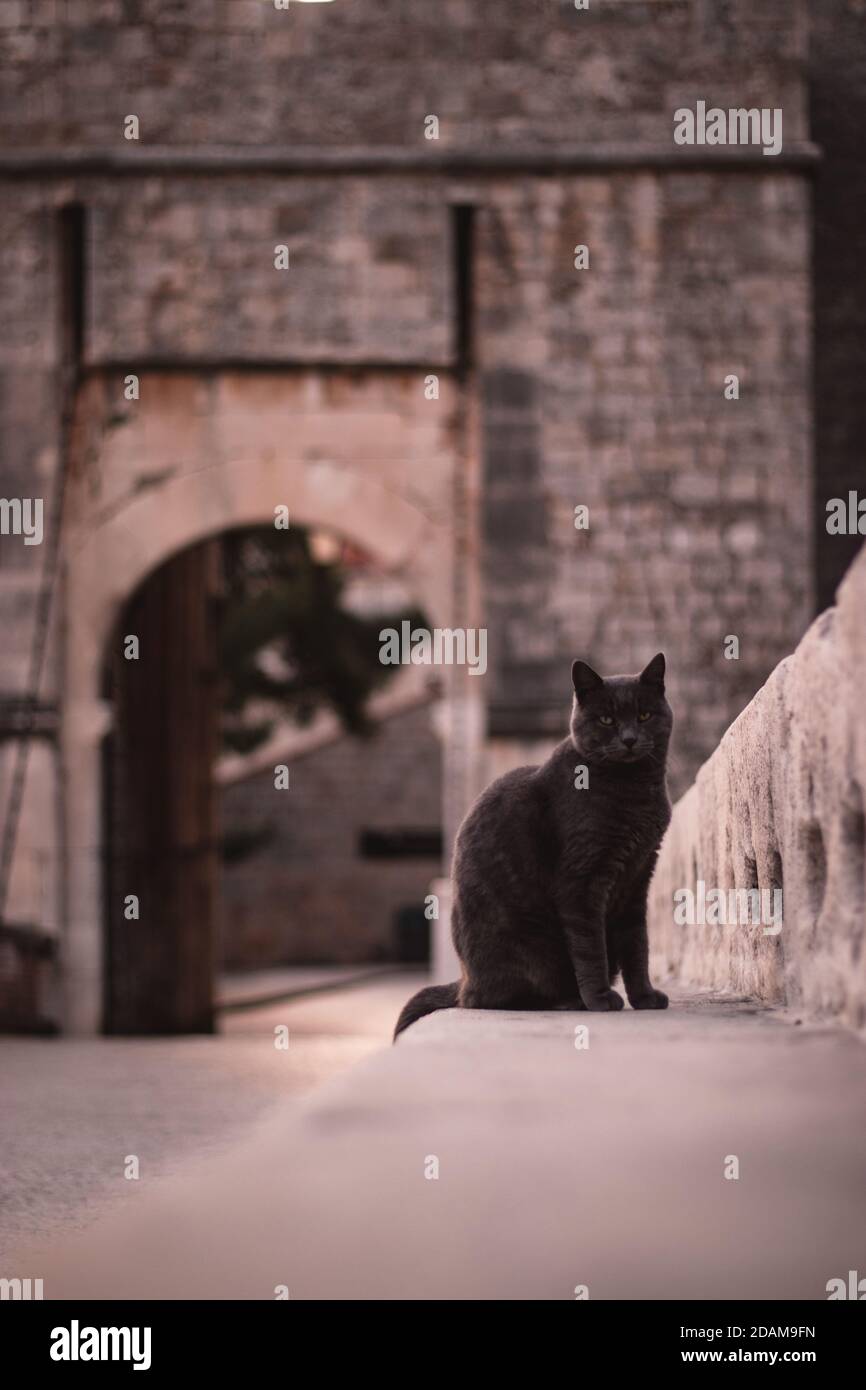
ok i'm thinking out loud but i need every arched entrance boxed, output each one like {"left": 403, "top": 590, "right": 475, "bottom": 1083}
{"left": 60, "top": 370, "right": 466, "bottom": 1033}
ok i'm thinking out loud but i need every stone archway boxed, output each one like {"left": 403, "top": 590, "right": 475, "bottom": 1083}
{"left": 61, "top": 371, "right": 460, "bottom": 1033}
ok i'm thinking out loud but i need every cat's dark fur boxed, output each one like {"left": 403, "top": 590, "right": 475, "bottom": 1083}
{"left": 394, "top": 654, "right": 673, "bottom": 1038}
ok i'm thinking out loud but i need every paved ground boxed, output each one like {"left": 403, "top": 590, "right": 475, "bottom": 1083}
{"left": 216, "top": 964, "right": 399, "bottom": 1009}
{"left": 0, "top": 972, "right": 419, "bottom": 1249}
{"left": 4, "top": 982, "right": 865, "bottom": 1299}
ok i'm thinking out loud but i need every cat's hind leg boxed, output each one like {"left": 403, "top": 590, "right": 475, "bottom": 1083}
{"left": 460, "top": 978, "right": 555, "bottom": 1011}
{"left": 460, "top": 948, "right": 585, "bottom": 1012}
{"left": 459, "top": 961, "right": 577, "bottom": 1012}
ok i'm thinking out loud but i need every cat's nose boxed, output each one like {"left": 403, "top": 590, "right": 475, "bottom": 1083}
{"left": 622, "top": 734, "right": 637, "bottom": 749}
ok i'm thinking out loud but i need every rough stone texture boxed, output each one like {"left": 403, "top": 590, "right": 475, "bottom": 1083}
{"left": 649, "top": 544, "right": 866, "bottom": 1032}
{"left": 0, "top": 186, "right": 63, "bottom": 701}
{"left": 2, "top": 162, "right": 813, "bottom": 802}
{"left": 0, "top": 0, "right": 808, "bottom": 152}
{"left": 479, "top": 170, "right": 812, "bottom": 799}
{"left": 85, "top": 176, "right": 452, "bottom": 364}
{"left": 220, "top": 703, "right": 442, "bottom": 967}
{"left": 7, "top": 989, "right": 866, "bottom": 1299}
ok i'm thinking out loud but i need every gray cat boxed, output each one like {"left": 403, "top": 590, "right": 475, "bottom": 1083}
{"left": 394, "top": 654, "right": 672, "bottom": 1038}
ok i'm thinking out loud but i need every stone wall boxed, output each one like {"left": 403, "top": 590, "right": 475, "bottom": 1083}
{"left": 478, "top": 169, "right": 812, "bottom": 798}
{"left": 0, "top": 186, "right": 64, "bottom": 699}
{"left": 220, "top": 703, "right": 442, "bottom": 966}
{"left": 3, "top": 160, "right": 811, "bottom": 809}
{"left": 86, "top": 177, "right": 451, "bottom": 364}
{"left": 649, "top": 544, "right": 866, "bottom": 1032}
{"left": 0, "top": 184, "right": 64, "bottom": 1013}
{"left": 0, "top": 0, "right": 816, "bottom": 856}
{"left": 0, "top": 0, "right": 808, "bottom": 152}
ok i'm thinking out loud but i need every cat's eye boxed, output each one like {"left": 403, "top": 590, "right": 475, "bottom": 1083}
{"left": 598, "top": 715, "right": 614, "bottom": 726}
{"left": 638, "top": 711, "right": 652, "bottom": 722}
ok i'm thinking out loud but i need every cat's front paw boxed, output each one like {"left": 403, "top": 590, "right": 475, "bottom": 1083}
{"left": 581, "top": 987, "right": 624, "bottom": 1012}
{"left": 629, "top": 988, "right": 669, "bottom": 1010}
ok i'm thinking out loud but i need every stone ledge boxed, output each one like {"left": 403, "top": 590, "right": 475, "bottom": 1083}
{"left": 0, "top": 143, "right": 822, "bottom": 178}
{"left": 12, "top": 991, "right": 866, "bottom": 1300}
{"left": 649, "top": 545, "right": 866, "bottom": 1032}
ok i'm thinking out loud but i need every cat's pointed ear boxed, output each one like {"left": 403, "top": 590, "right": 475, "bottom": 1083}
{"left": 639, "top": 652, "right": 666, "bottom": 689}
{"left": 572, "top": 659, "right": 604, "bottom": 702}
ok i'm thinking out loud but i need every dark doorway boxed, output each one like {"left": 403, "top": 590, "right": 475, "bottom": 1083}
{"left": 100, "top": 523, "right": 439, "bottom": 1033}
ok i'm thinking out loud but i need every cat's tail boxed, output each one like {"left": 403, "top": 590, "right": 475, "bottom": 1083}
{"left": 393, "top": 981, "right": 460, "bottom": 1041}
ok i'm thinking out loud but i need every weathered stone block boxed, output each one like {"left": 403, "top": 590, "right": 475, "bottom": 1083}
{"left": 649, "top": 545, "right": 866, "bottom": 1032}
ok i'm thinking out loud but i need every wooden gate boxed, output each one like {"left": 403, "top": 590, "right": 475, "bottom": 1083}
{"left": 103, "top": 539, "right": 221, "bottom": 1033}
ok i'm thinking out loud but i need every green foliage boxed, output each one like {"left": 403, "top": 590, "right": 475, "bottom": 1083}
{"left": 218, "top": 525, "right": 424, "bottom": 753}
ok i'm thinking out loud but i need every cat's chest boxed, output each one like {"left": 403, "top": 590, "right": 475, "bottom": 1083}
{"left": 563, "top": 788, "right": 669, "bottom": 870}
